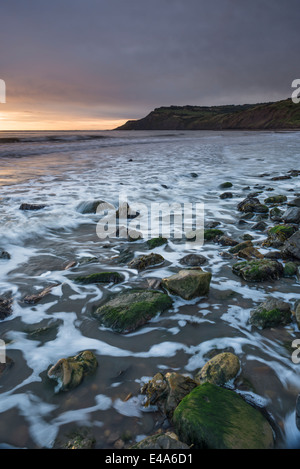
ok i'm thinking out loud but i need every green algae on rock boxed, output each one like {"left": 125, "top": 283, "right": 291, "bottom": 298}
{"left": 263, "top": 224, "right": 296, "bottom": 248}
{"left": 249, "top": 297, "right": 292, "bottom": 329}
{"left": 195, "top": 352, "right": 240, "bottom": 386}
{"left": 47, "top": 350, "right": 98, "bottom": 392}
{"left": 93, "top": 289, "right": 173, "bottom": 333}
{"left": 264, "top": 195, "right": 287, "bottom": 204}
{"left": 74, "top": 271, "right": 125, "bottom": 284}
{"left": 232, "top": 259, "right": 284, "bottom": 282}
{"left": 172, "top": 383, "right": 274, "bottom": 449}
{"left": 147, "top": 237, "right": 168, "bottom": 249}
{"left": 204, "top": 229, "right": 224, "bottom": 241}
{"left": 161, "top": 268, "right": 212, "bottom": 300}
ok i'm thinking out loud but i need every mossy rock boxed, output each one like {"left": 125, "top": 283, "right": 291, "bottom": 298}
{"left": 232, "top": 259, "right": 284, "bottom": 282}
{"left": 204, "top": 229, "right": 224, "bottom": 241}
{"left": 269, "top": 206, "right": 284, "bottom": 222}
{"left": 263, "top": 224, "right": 296, "bottom": 248}
{"left": 173, "top": 383, "right": 274, "bottom": 449}
{"left": 74, "top": 272, "right": 125, "bottom": 284}
{"left": 264, "top": 195, "right": 287, "bottom": 204}
{"left": 147, "top": 237, "right": 168, "bottom": 249}
{"left": 93, "top": 289, "right": 173, "bottom": 333}
{"left": 220, "top": 182, "right": 233, "bottom": 189}
{"left": 162, "top": 269, "right": 212, "bottom": 300}
{"left": 47, "top": 351, "right": 98, "bottom": 392}
{"left": 249, "top": 297, "right": 292, "bottom": 329}
{"left": 237, "top": 197, "right": 269, "bottom": 214}
{"left": 128, "top": 253, "right": 165, "bottom": 271}
{"left": 283, "top": 261, "right": 298, "bottom": 277}
{"left": 229, "top": 240, "right": 253, "bottom": 254}
{"left": 195, "top": 352, "right": 240, "bottom": 386}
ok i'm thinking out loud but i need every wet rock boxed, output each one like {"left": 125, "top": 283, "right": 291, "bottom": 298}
{"left": 47, "top": 350, "right": 98, "bottom": 392}
{"left": 264, "top": 250, "right": 282, "bottom": 260}
{"left": 130, "top": 432, "right": 190, "bottom": 449}
{"left": 205, "top": 221, "right": 221, "bottom": 229}
{"left": 128, "top": 253, "right": 165, "bottom": 271}
{"left": 204, "top": 229, "right": 224, "bottom": 241}
{"left": 19, "top": 203, "right": 47, "bottom": 211}
{"left": 251, "top": 221, "right": 267, "bottom": 232}
{"left": 61, "top": 429, "right": 96, "bottom": 449}
{"left": 269, "top": 207, "right": 284, "bottom": 222}
{"left": 262, "top": 225, "right": 296, "bottom": 248}
{"left": 23, "top": 283, "right": 60, "bottom": 304}
{"left": 0, "top": 250, "right": 10, "bottom": 260}
{"left": 76, "top": 200, "right": 106, "bottom": 214}
{"left": 217, "top": 235, "right": 238, "bottom": 247}
{"left": 237, "top": 197, "right": 269, "bottom": 214}
{"left": 282, "top": 207, "right": 300, "bottom": 224}
{"left": 288, "top": 197, "right": 300, "bottom": 208}
{"left": 146, "top": 278, "right": 162, "bottom": 290}
{"left": 237, "top": 246, "right": 264, "bottom": 261}
{"left": 63, "top": 260, "right": 77, "bottom": 270}
{"left": 232, "top": 259, "right": 284, "bottom": 282}
{"left": 173, "top": 383, "right": 274, "bottom": 449}
{"left": 229, "top": 240, "right": 253, "bottom": 254}
{"left": 147, "top": 237, "right": 168, "bottom": 249}
{"left": 281, "top": 231, "right": 300, "bottom": 260}
{"left": 195, "top": 352, "right": 240, "bottom": 386}
{"left": 161, "top": 268, "right": 212, "bottom": 300}
{"left": 190, "top": 172, "right": 198, "bottom": 178}
{"left": 74, "top": 272, "right": 125, "bottom": 284}
{"left": 220, "top": 182, "right": 233, "bottom": 189}
{"left": 179, "top": 253, "right": 207, "bottom": 266}
{"left": 283, "top": 261, "right": 298, "bottom": 277}
{"left": 242, "top": 233, "right": 254, "bottom": 241}
{"left": 264, "top": 195, "right": 287, "bottom": 204}
{"left": 249, "top": 297, "right": 292, "bottom": 329}
{"left": 220, "top": 192, "right": 233, "bottom": 199}
{"left": 271, "top": 175, "right": 292, "bottom": 181}
{"left": 93, "top": 289, "right": 173, "bottom": 333}
{"left": 0, "top": 296, "right": 13, "bottom": 320}
{"left": 141, "top": 372, "right": 197, "bottom": 418}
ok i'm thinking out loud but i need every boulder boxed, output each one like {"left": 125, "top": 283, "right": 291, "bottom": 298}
{"left": 262, "top": 225, "right": 296, "bottom": 248}
{"left": 128, "top": 253, "right": 164, "bottom": 271}
{"left": 232, "top": 259, "right": 284, "bottom": 282}
{"left": 229, "top": 240, "right": 253, "bottom": 254}
{"left": 141, "top": 372, "right": 197, "bottom": 418}
{"left": 162, "top": 268, "right": 212, "bottom": 300}
{"left": 47, "top": 350, "right": 98, "bottom": 392}
{"left": 173, "top": 383, "right": 274, "bottom": 449}
{"left": 179, "top": 253, "right": 207, "bottom": 266}
{"left": 195, "top": 352, "right": 240, "bottom": 386}
{"left": 269, "top": 207, "right": 284, "bottom": 222}
{"left": 93, "top": 289, "right": 173, "bottom": 333}
{"left": 282, "top": 207, "right": 300, "bottom": 224}
{"left": 237, "top": 197, "right": 269, "bottom": 214}
{"left": 249, "top": 297, "right": 292, "bottom": 329}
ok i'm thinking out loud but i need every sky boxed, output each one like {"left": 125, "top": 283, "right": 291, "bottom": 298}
{"left": 0, "top": 0, "right": 299, "bottom": 130}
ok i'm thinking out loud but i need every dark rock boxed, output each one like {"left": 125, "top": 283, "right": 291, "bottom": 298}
{"left": 249, "top": 297, "right": 292, "bottom": 329}
{"left": 262, "top": 225, "right": 296, "bottom": 248}
{"left": 204, "top": 229, "right": 224, "bottom": 241}
{"left": 269, "top": 207, "right": 284, "bottom": 222}
{"left": 251, "top": 221, "right": 267, "bottom": 232}
{"left": 264, "top": 195, "right": 287, "bottom": 204}
{"left": 0, "top": 250, "right": 10, "bottom": 260}
{"left": 220, "top": 192, "right": 233, "bottom": 199}
{"left": 74, "top": 272, "right": 125, "bottom": 284}
{"left": 217, "top": 236, "right": 238, "bottom": 247}
{"left": 282, "top": 207, "right": 300, "bottom": 224}
{"left": 220, "top": 182, "right": 233, "bottom": 189}
{"left": 0, "top": 296, "right": 13, "bottom": 320}
{"left": 281, "top": 231, "right": 300, "bottom": 260}
{"left": 130, "top": 433, "right": 190, "bottom": 450}
{"left": 288, "top": 197, "right": 300, "bottom": 208}
{"left": 229, "top": 240, "right": 253, "bottom": 254}
{"left": 264, "top": 251, "right": 282, "bottom": 260}
{"left": 271, "top": 175, "right": 292, "bottom": 181}
{"left": 147, "top": 237, "right": 168, "bottom": 249}
{"left": 237, "top": 197, "right": 269, "bottom": 214}
{"left": 19, "top": 203, "right": 47, "bottom": 211}
{"left": 179, "top": 253, "right": 207, "bottom": 266}
{"left": 283, "top": 261, "right": 298, "bottom": 277}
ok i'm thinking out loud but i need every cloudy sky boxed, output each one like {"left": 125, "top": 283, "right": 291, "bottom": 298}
{"left": 0, "top": 0, "right": 299, "bottom": 130}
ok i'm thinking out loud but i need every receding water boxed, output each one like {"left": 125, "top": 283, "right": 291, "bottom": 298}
{"left": 0, "top": 129, "right": 300, "bottom": 448}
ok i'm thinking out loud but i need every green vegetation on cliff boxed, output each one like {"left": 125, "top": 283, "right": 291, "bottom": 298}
{"left": 116, "top": 98, "right": 300, "bottom": 130}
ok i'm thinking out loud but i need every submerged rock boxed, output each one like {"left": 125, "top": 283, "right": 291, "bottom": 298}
{"left": 204, "top": 229, "right": 224, "bottom": 241}
{"left": 220, "top": 192, "right": 233, "bottom": 199}
{"left": 141, "top": 371, "right": 197, "bottom": 418}
{"left": 128, "top": 253, "right": 164, "bottom": 271}
{"left": 173, "top": 383, "right": 274, "bottom": 449}
{"left": 249, "top": 297, "right": 292, "bottom": 329}
{"left": 23, "top": 283, "right": 60, "bottom": 304}
{"left": 93, "top": 289, "right": 173, "bottom": 333}
{"left": 130, "top": 432, "right": 190, "bottom": 450}
{"left": 195, "top": 352, "right": 240, "bottom": 386}
{"left": 74, "top": 272, "right": 125, "bottom": 284}
{"left": 0, "top": 250, "right": 10, "bottom": 260}
{"left": 19, "top": 203, "right": 47, "bottom": 211}
{"left": 47, "top": 350, "right": 98, "bottom": 392}
{"left": 232, "top": 259, "right": 284, "bottom": 282}
{"left": 162, "top": 268, "right": 212, "bottom": 300}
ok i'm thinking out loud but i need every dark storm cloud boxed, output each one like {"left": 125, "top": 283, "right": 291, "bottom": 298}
{"left": 1, "top": 0, "right": 299, "bottom": 119}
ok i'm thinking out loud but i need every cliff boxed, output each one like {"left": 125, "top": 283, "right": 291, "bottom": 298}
{"left": 116, "top": 98, "right": 300, "bottom": 131}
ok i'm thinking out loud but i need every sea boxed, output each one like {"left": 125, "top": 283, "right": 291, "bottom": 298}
{"left": 0, "top": 129, "right": 300, "bottom": 449}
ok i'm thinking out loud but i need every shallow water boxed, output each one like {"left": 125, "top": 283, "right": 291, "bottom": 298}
{"left": 0, "top": 129, "right": 300, "bottom": 448}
